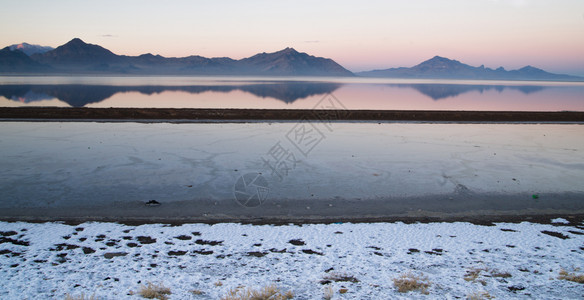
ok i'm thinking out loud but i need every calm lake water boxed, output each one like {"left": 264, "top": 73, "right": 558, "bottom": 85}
{"left": 1, "top": 76, "right": 583, "bottom": 111}
{"left": 1, "top": 121, "right": 583, "bottom": 221}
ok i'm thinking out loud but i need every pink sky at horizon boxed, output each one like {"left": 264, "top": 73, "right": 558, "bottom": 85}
{"left": 2, "top": 0, "right": 583, "bottom": 75}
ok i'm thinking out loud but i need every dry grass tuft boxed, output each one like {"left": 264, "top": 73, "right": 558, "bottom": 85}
{"left": 393, "top": 272, "right": 431, "bottom": 294}
{"left": 191, "top": 289, "right": 204, "bottom": 295}
{"left": 64, "top": 293, "right": 97, "bottom": 300}
{"left": 558, "top": 268, "right": 584, "bottom": 283}
{"left": 464, "top": 267, "right": 511, "bottom": 285}
{"left": 220, "top": 283, "right": 294, "bottom": 300}
{"left": 466, "top": 291, "right": 494, "bottom": 300}
{"left": 215, "top": 281, "right": 224, "bottom": 287}
{"left": 322, "top": 285, "right": 334, "bottom": 300}
{"left": 464, "top": 268, "right": 485, "bottom": 282}
{"left": 138, "top": 282, "right": 172, "bottom": 300}
{"left": 490, "top": 270, "right": 512, "bottom": 278}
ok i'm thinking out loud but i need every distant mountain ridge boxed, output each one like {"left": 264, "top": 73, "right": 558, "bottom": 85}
{"left": 1, "top": 38, "right": 582, "bottom": 80}
{"left": 0, "top": 47, "right": 52, "bottom": 72}
{"left": 2, "top": 38, "right": 353, "bottom": 76}
{"left": 8, "top": 43, "right": 53, "bottom": 56}
{"left": 358, "top": 56, "right": 582, "bottom": 81}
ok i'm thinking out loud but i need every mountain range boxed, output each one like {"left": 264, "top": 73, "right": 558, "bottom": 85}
{"left": 0, "top": 38, "right": 582, "bottom": 80}
{"left": 1, "top": 38, "right": 352, "bottom": 76}
{"left": 357, "top": 56, "right": 582, "bottom": 81}
{"left": 8, "top": 43, "right": 54, "bottom": 56}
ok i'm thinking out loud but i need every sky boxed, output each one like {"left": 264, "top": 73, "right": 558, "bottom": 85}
{"left": 1, "top": 0, "right": 583, "bottom": 75}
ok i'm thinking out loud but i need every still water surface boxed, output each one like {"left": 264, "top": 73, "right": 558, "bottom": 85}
{"left": 1, "top": 76, "right": 583, "bottom": 111}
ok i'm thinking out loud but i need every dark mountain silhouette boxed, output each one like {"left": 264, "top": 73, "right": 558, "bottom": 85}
{"left": 358, "top": 56, "right": 582, "bottom": 81}
{"left": 393, "top": 83, "right": 546, "bottom": 100}
{"left": 8, "top": 43, "right": 53, "bottom": 56}
{"left": 238, "top": 47, "right": 353, "bottom": 76}
{"left": 2, "top": 38, "right": 353, "bottom": 76}
{"left": 0, "top": 47, "right": 52, "bottom": 72}
{"left": 30, "top": 38, "right": 123, "bottom": 72}
{"left": 0, "top": 82, "right": 341, "bottom": 107}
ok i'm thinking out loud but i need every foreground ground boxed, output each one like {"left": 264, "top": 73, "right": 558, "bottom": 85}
{"left": 1, "top": 219, "right": 583, "bottom": 299}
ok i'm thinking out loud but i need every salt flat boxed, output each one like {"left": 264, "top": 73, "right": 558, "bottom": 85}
{"left": 1, "top": 220, "right": 583, "bottom": 299}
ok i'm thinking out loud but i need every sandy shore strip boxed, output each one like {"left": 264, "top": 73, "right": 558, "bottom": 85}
{"left": 2, "top": 107, "right": 584, "bottom": 122}
{"left": 1, "top": 219, "right": 584, "bottom": 299}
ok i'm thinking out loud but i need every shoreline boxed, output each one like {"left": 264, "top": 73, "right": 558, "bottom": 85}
{"left": 2, "top": 213, "right": 584, "bottom": 226}
{"left": 1, "top": 107, "right": 584, "bottom": 122}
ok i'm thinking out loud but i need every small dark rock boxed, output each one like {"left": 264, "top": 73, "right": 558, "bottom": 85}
{"left": 0, "top": 237, "right": 30, "bottom": 246}
{"left": 137, "top": 236, "right": 156, "bottom": 244}
{"left": 103, "top": 252, "right": 127, "bottom": 259}
{"left": 174, "top": 235, "right": 192, "bottom": 240}
{"left": 288, "top": 239, "right": 305, "bottom": 246}
{"left": 247, "top": 251, "right": 268, "bottom": 257}
{"left": 195, "top": 239, "right": 222, "bottom": 246}
{"left": 82, "top": 247, "right": 96, "bottom": 254}
{"left": 301, "top": 249, "right": 323, "bottom": 255}
{"left": 407, "top": 248, "right": 420, "bottom": 254}
{"left": 168, "top": 250, "right": 187, "bottom": 256}
{"left": 52, "top": 243, "right": 80, "bottom": 251}
{"left": 541, "top": 231, "right": 570, "bottom": 240}
{"left": 145, "top": 200, "right": 161, "bottom": 207}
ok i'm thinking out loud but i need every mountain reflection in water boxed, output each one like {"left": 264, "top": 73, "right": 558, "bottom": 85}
{"left": 0, "top": 82, "right": 342, "bottom": 107}
{"left": 399, "top": 84, "right": 546, "bottom": 100}
{"left": 0, "top": 79, "right": 577, "bottom": 110}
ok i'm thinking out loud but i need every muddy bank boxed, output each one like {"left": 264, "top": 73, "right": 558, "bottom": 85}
{"left": 1, "top": 107, "right": 584, "bottom": 122}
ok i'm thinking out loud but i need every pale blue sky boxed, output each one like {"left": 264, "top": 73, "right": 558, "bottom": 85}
{"left": 1, "top": 0, "right": 583, "bottom": 74}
